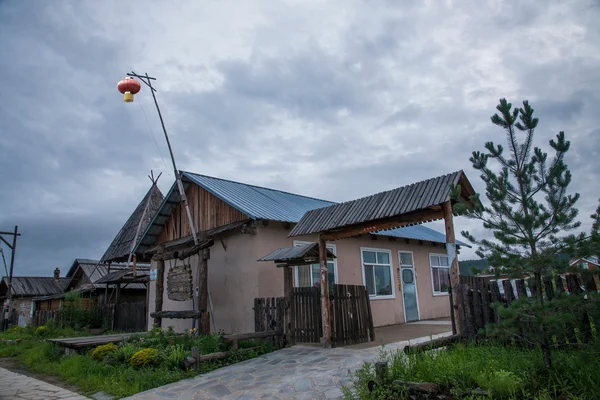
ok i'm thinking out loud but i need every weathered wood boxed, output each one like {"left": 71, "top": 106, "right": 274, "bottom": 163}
{"left": 49, "top": 332, "right": 143, "bottom": 349}
{"left": 442, "top": 201, "right": 461, "bottom": 336}
{"left": 167, "top": 264, "right": 193, "bottom": 301}
{"left": 319, "top": 235, "right": 332, "bottom": 348}
{"left": 153, "top": 239, "right": 215, "bottom": 261}
{"left": 321, "top": 208, "right": 443, "bottom": 241}
{"left": 515, "top": 279, "right": 527, "bottom": 299}
{"left": 132, "top": 254, "right": 137, "bottom": 277}
{"left": 479, "top": 280, "right": 492, "bottom": 325}
{"left": 191, "top": 346, "right": 200, "bottom": 370}
{"left": 502, "top": 280, "right": 514, "bottom": 305}
{"left": 404, "top": 334, "right": 461, "bottom": 354}
{"left": 283, "top": 267, "right": 294, "bottom": 345}
{"left": 463, "top": 285, "right": 475, "bottom": 339}
{"left": 150, "top": 310, "right": 204, "bottom": 319}
{"left": 472, "top": 284, "right": 484, "bottom": 330}
{"left": 198, "top": 248, "right": 210, "bottom": 335}
{"left": 223, "top": 330, "right": 280, "bottom": 350}
{"left": 154, "top": 246, "right": 165, "bottom": 328}
{"left": 455, "top": 284, "right": 468, "bottom": 338}
{"left": 365, "top": 286, "right": 375, "bottom": 342}
{"left": 448, "top": 274, "right": 457, "bottom": 334}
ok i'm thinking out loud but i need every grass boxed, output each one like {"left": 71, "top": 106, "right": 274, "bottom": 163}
{"left": 343, "top": 340, "right": 600, "bottom": 399}
{"left": 0, "top": 325, "right": 278, "bottom": 398}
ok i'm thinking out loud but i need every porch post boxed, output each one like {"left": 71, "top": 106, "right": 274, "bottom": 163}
{"left": 319, "top": 234, "right": 332, "bottom": 348}
{"left": 154, "top": 245, "right": 165, "bottom": 328}
{"left": 197, "top": 248, "right": 210, "bottom": 335}
{"left": 283, "top": 266, "right": 295, "bottom": 345}
{"left": 442, "top": 201, "right": 461, "bottom": 335}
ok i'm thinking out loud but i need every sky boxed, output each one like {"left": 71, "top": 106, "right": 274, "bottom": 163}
{"left": 1, "top": 0, "right": 599, "bottom": 277}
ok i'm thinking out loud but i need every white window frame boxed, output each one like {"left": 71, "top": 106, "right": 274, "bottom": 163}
{"left": 429, "top": 253, "right": 450, "bottom": 296}
{"left": 361, "top": 247, "right": 395, "bottom": 300}
{"left": 293, "top": 240, "right": 338, "bottom": 288}
{"left": 398, "top": 250, "right": 420, "bottom": 322}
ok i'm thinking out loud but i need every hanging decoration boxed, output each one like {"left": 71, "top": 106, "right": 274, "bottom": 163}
{"left": 167, "top": 259, "right": 193, "bottom": 301}
{"left": 117, "top": 76, "right": 142, "bottom": 102}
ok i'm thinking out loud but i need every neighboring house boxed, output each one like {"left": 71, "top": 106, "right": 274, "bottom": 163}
{"left": 0, "top": 269, "right": 69, "bottom": 326}
{"left": 570, "top": 257, "right": 600, "bottom": 271}
{"left": 136, "top": 171, "right": 469, "bottom": 334}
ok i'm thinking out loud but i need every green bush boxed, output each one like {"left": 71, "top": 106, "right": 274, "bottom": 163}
{"left": 164, "top": 344, "right": 187, "bottom": 369}
{"left": 91, "top": 343, "right": 117, "bottom": 361}
{"left": 475, "top": 369, "right": 524, "bottom": 398}
{"left": 105, "top": 343, "right": 138, "bottom": 365}
{"left": 130, "top": 348, "right": 157, "bottom": 368}
{"left": 35, "top": 326, "right": 48, "bottom": 336}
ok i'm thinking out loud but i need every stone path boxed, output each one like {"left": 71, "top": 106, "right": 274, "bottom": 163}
{"left": 0, "top": 367, "right": 88, "bottom": 400}
{"left": 125, "top": 331, "right": 452, "bottom": 400}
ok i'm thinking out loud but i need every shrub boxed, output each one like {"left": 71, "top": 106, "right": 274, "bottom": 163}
{"left": 165, "top": 344, "right": 187, "bottom": 369}
{"left": 130, "top": 348, "right": 157, "bottom": 368}
{"left": 35, "top": 326, "right": 48, "bottom": 336}
{"left": 475, "top": 369, "right": 524, "bottom": 398}
{"left": 105, "top": 343, "right": 137, "bottom": 365}
{"left": 91, "top": 343, "right": 117, "bottom": 361}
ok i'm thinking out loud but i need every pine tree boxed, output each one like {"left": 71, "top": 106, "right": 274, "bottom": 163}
{"left": 453, "top": 99, "right": 581, "bottom": 297}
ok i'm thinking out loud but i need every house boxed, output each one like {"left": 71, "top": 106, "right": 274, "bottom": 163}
{"left": 136, "top": 171, "right": 469, "bottom": 334}
{"left": 570, "top": 257, "right": 600, "bottom": 271}
{"left": 0, "top": 268, "right": 69, "bottom": 326}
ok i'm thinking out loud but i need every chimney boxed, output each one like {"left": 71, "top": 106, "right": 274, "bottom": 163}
{"left": 54, "top": 267, "right": 60, "bottom": 280}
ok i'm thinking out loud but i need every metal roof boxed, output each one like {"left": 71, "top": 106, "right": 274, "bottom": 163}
{"left": 95, "top": 268, "right": 150, "bottom": 285}
{"left": 66, "top": 259, "right": 149, "bottom": 290}
{"left": 101, "top": 183, "right": 164, "bottom": 263}
{"left": 258, "top": 243, "right": 336, "bottom": 263}
{"left": 289, "top": 171, "right": 473, "bottom": 237}
{"left": 136, "top": 171, "right": 471, "bottom": 251}
{"left": 183, "top": 172, "right": 334, "bottom": 221}
{"left": 0, "top": 277, "right": 70, "bottom": 297}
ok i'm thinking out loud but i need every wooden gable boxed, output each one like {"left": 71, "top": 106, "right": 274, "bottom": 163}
{"left": 157, "top": 183, "right": 250, "bottom": 244}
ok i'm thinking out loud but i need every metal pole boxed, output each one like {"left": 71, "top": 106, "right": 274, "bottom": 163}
{"left": 146, "top": 79, "right": 198, "bottom": 246}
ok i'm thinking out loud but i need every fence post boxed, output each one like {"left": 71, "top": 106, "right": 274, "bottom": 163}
{"left": 448, "top": 274, "right": 457, "bottom": 335}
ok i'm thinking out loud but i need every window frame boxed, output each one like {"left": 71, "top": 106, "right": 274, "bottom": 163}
{"left": 398, "top": 250, "right": 420, "bottom": 322}
{"left": 429, "top": 253, "right": 451, "bottom": 296}
{"left": 360, "top": 247, "right": 395, "bottom": 300}
{"left": 293, "top": 240, "right": 338, "bottom": 288}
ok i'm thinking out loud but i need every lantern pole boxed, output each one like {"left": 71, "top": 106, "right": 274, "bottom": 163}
{"left": 125, "top": 71, "right": 199, "bottom": 246}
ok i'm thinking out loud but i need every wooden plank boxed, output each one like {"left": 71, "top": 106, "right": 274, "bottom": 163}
{"left": 318, "top": 235, "right": 332, "bottom": 348}
{"left": 284, "top": 267, "right": 294, "bottom": 345}
{"left": 479, "top": 280, "right": 492, "bottom": 325}
{"left": 150, "top": 310, "right": 204, "bottom": 319}
{"left": 442, "top": 201, "right": 461, "bottom": 336}
{"left": 514, "top": 279, "right": 526, "bottom": 299}
{"left": 198, "top": 248, "right": 210, "bottom": 334}
{"left": 167, "top": 264, "right": 193, "bottom": 301}
{"left": 502, "top": 280, "right": 514, "bottom": 305}
{"left": 472, "top": 284, "right": 484, "bottom": 331}
{"left": 365, "top": 286, "right": 375, "bottom": 341}
{"left": 448, "top": 274, "right": 457, "bottom": 335}
{"left": 462, "top": 285, "right": 475, "bottom": 339}
{"left": 455, "top": 284, "right": 467, "bottom": 339}
{"left": 154, "top": 250, "right": 165, "bottom": 327}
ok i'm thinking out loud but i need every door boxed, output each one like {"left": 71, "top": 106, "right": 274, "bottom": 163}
{"left": 399, "top": 252, "right": 420, "bottom": 322}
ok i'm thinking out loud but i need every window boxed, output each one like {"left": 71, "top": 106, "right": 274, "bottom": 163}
{"left": 362, "top": 249, "right": 394, "bottom": 298}
{"left": 294, "top": 242, "right": 336, "bottom": 290}
{"left": 430, "top": 254, "right": 450, "bottom": 295}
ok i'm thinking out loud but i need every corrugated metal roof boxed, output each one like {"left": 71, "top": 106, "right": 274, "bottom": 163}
{"left": 136, "top": 171, "right": 471, "bottom": 250}
{"left": 289, "top": 171, "right": 467, "bottom": 237}
{"left": 258, "top": 243, "right": 336, "bottom": 262}
{"left": 1, "top": 277, "right": 70, "bottom": 297}
{"left": 66, "top": 259, "right": 148, "bottom": 290}
{"left": 182, "top": 172, "right": 334, "bottom": 221}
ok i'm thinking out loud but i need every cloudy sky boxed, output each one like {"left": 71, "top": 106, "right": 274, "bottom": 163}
{"left": 1, "top": 0, "right": 599, "bottom": 277}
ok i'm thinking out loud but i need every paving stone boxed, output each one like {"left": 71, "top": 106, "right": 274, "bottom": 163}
{"left": 91, "top": 391, "right": 115, "bottom": 400}
{"left": 324, "top": 387, "right": 343, "bottom": 399}
{"left": 207, "top": 384, "right": 232, "bottom": 397}
{"left": 235, "top": 395, "right": 256, "bottom": 400}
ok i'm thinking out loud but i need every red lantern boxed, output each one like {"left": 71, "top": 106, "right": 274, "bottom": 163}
{"left": 117, "top": 77, "right": 142, "bottom": 102}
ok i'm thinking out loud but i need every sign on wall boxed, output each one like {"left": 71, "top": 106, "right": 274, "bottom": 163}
{"left": 167, "top": 264, "right": 193, "bottom": 301}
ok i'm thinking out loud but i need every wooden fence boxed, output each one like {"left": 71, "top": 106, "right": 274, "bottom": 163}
{"left": 255, "top": 284, "right": 375, "bottom": 347}
{"left": 330, "top": 284, "right": 375, "bottom": 346}
{"left": 456, "top": 271, "right": 599, "bottom": 340}
{"left": 292, "top": 287, "right": 322, "bottom": 343}
{"left": 31, "top": 302, "right": 147, "bottom": 332}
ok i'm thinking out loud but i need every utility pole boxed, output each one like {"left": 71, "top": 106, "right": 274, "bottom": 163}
{"left": 1, "top": 225, "right": 20, "bottom": 330}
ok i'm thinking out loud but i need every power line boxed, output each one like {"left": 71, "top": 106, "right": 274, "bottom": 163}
{"left": 137, "top": 95, "right": 170, "bottom": 174}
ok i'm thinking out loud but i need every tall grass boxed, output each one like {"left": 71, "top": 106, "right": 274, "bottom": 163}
{"left": 344, "top": 341, "right": 600, "bottom": 399}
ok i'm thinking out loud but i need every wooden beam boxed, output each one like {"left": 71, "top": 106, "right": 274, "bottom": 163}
{"left": 152, "top": 239, "right": 214, "bottom": 261}
{"left": 321, "top": 208, "right": 443, "bottom": 241}
{"left": 198, "top": 248, "right": 210, "bottom": 335}
{"left": 442, "top": 201, "right": 461, "bottom": 336}
{"left": 154, "top": 245, "right": 165, "bottom": 328}
{"left": 283, "top": 267, "right": 294, "bottom": 345}
{"left": 132, "top": 254, "right": 137, "bottom": 277}
{"left": 150, "top": 310, "right": 204, "bottom": 319}
{"left": 319, "top": 234, "right": 332, "bottom": 348}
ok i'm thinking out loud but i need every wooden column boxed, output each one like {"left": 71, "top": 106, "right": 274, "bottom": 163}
{"left": 442, "top": 201, "right": 461, "bottom": 335}
{"left": 319, "top": 234, "right": 332, "bottom": 348}
{"left": 283, "top": 266, "right": 295, "bottom": 345}
{"left": 132, "top": 254, "right": 137, "bottom": 277}
{"left": 197, "top": 248, "right": 210, "bottom": 335}
{"left": 154, "top": 245, "right": 165, "bottom": 328}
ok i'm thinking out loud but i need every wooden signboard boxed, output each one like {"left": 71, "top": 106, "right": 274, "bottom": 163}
{"left": 167, "top": 265, "right": 193, "bottom": 301}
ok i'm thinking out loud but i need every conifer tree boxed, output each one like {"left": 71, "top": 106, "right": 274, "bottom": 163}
{"left": 453, "top": 99, "right": 581, "bottom": 297}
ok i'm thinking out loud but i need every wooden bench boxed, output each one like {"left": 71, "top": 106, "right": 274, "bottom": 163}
{"left": 48, "top": 332, "right": 145, "bottom": 354}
